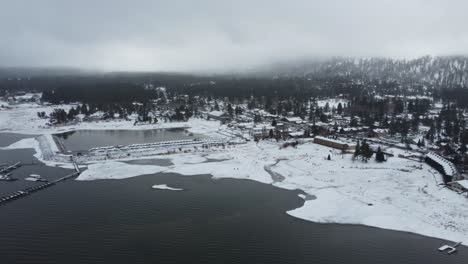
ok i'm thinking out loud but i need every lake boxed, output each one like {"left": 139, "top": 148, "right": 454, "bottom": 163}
{"left": 0, "top": 133, "right": 467, "bottom": 264}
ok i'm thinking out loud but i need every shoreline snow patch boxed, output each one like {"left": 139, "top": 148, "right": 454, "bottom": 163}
{"left": 1, "top": 137, "right": 38, "bottom": 151}
{"left": 76, "top": 161, "right": 165, "bottom": 181}
{"left": 152, "top": 184, "right": 183, "bottom": 191}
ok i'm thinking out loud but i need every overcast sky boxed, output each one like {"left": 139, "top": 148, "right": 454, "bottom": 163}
{"left": 1, "top": 0, "right": 467, "bottom": 72}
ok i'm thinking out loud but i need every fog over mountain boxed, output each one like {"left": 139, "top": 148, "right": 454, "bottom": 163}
{"left": 1, "top": 0, "right": 468, "bottom": 72}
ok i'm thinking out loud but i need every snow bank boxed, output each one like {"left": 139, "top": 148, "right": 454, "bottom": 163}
{"left": 77, "top": 161, "right": 165, "bottom": 181}
{"left": 167, "top": 146, "right": 273, "bottom": 184}
{"left": 287, "top": 188, "right": 468, "bottom": 244}
{"left": 44, "top": 134, "right": 60, "bottom": 153}
{"left": 0, "top": 136, "right": 70, "bottom": 167}
{"left": 152, "top": 184, "right": 183, "bottom": 191}
{"left": 1, "top": 137, "right": 38, "bottom": 151}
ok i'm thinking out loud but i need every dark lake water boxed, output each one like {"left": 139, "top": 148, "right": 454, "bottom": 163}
{"left": 1, "top": 133, "right": 467, "bottom": 264}
{"left": 55, "top": 128, "right": 200, "bottom": 152}
{"left": 0, "top": 133, "right": 38, "bottom": 148}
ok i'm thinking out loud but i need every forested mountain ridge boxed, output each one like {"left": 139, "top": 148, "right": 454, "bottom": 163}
{"left": 2, "top": 56, "right": 468, "bottom": 106}
{"left": 262, "top": 56, "right": 468, "bottom": 89}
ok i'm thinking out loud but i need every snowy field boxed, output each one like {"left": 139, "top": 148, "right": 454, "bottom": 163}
{"left": 2, "top": 98, "right": 468, "bottom": 245}
{"left": 0, "top": 98, "right": 222, "bottom": 136}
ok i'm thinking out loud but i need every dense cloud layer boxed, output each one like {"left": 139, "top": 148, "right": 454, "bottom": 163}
{"left": 1, "top": 0, "right": 467, "bottom": 72}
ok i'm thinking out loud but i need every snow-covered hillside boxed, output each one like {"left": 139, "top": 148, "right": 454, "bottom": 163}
{"left": 267, "top": 56, "right": 468, "bottom": 88}
{"left": 0, "top": 98, "right": 220, "bottom": 135}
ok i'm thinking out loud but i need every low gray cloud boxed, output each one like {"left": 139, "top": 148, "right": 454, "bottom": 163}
{"left": 1, "top": 0, "right": 467, "bottom": 72}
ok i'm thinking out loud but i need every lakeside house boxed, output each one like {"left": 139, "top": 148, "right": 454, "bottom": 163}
{"left": 250, "top": 124, "right": 275, "bottom": 138}
{"left": 313, "top": 136, "right": 356, "bottom": 151}
{"left": 288, "top": 131, "right": 305, "bottom": 138}
{"left": 281, "top": 117, "right": 305, "bottom": 125}
{"left": 208, "top": 111, "right": 231, "bottom": 122}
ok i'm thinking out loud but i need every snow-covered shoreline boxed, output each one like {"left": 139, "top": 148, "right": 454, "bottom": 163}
{"left": 152, "top": 184, "right": 183, "bottom": 191}
{"left": 3, "top": 134, "right": 468, "bottom": 244}
{"left": 1, "top": 100, "right": 467, "bottom": 245}
{"left": 0, "top": 100, "right": 223, "bottom": 136}
{"left": 67, "top": 140, "right": 468, "bottom": 245}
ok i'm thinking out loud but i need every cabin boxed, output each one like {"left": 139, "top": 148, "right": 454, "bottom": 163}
{"left": 313, "top": 136, "right": 356, "bottom": 151}
{"left": 208, "top": 111, "right": 231, "bottom": 122}
{"left": 288, "top": 131, "right": 305, "bottom": 138}
{"left": 250, "top": 124, "right": 275, "bottom": 138}
{"left": 281, "top": 117, "right": 305, "bottom": 125}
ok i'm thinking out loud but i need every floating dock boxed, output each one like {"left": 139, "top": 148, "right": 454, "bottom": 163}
{"left": 0, "top": 173, "right": 18, "bottom": 181}
{"left": 0, "top": 171, "right": 80, "bottom": 206}
{"left": 438, "top": 242, "right": 462, "bottom": 254}
{"left": 0, "top": 161, "right": 21, "bottom": 175}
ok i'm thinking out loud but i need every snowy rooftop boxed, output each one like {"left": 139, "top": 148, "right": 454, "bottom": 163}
{"left": 314, "top": 136, "right": 355, "bottom": 146}
{"left": 426, "top": 152, "right": 457, "bottom": 177}
{"left": 208, "top": 111, "right": 225, "bottom": 117}
{"left": 289, "top": 131, "right": 304, "bottom": 137}
{"left": 13, "top": 93, "right": 39, "bottom": 100}
{"left": 253, "top": 125, "right": 275, "bottom": 131}
{"left": 284, "top": 117, "right": 304, "bottom": 123}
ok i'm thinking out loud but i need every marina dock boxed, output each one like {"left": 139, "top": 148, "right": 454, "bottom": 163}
{"left": 0, "top": 160, "right": 81, "bottom": 206}
{"left": 438, "top": 242, "right": 462, "bottom": 254}
{"left": 0, "top": 162, "right": 22, "bottom": 181}
{"left": 0, "top": 171, "right": 80, "bottom": 206}
{"left": 0, "top": 161, "right": 21, "bottom": 174}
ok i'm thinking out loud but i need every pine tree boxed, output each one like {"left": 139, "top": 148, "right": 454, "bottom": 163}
{"left": 324, "top": 102, "right": 330, "bottom": 113}
{"left": 353, "top": 141, "right": 361, "bottom": 160}
{"left": 337, "top": 103, "right": 343, "bottom": 115}
{"left": 360, "top": 140, "right": 373, "bottom": 161}
{"left": 81, "top": 104, "right": 89, "bottom": 116}
{"left": 375, "top": 146, "right": 385, "bottom": 162}
{"left": 227, "top": 104, "right": 233, "bottom": 116}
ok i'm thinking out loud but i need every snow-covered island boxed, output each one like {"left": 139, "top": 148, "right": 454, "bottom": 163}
{"left": 1, "top": 95, "right": 468, "bottom": 246}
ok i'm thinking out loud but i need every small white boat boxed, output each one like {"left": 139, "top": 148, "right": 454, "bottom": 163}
{"left": 25, "top": 174, "right": 48, "bottom": 182}
{"left": 0, "top": 173, "right": 17, "bottom": 181}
